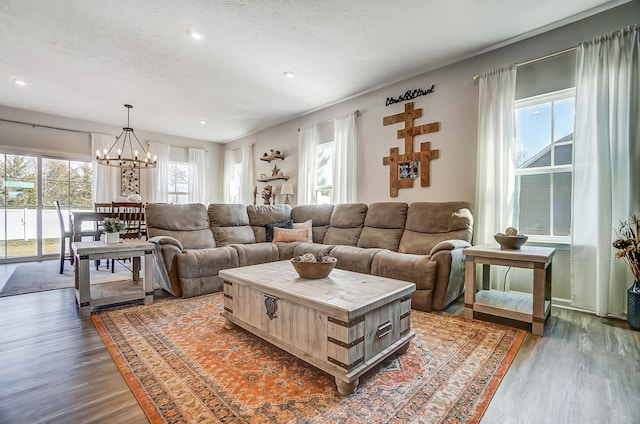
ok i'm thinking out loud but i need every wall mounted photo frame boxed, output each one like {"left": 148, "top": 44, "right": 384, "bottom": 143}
{"left": 398, "top": 161, "right": 419, "bottom": 180}
{"left": 121, "top": 168, "right": 140, "bottom": 196}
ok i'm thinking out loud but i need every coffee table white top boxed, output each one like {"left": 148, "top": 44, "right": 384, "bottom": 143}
{"left": 72, "top": 239, "right": 154, "bottom": 255}
{"left": 219, "top": 260, "right": 415, "bottom": 319}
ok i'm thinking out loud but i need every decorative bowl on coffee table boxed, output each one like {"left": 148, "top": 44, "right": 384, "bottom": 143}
{"left": 290, "top": 254, "right": 337, "bottom": 279}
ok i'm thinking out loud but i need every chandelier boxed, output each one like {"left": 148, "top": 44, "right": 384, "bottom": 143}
{"left": 95, "top": 104, "right": 157, "bottom": 168}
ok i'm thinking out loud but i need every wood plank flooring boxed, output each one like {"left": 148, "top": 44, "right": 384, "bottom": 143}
{"left": 0, "top": 263, "right": 638, "bottom": 423}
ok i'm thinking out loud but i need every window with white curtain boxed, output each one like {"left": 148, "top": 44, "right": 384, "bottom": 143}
{"left": 514, "top": 88, "right": 574, "bottom": 242}
{"left": 315, "top": 141, "right": 334, "bottom": 204}
{"left": 168, "top": 161, "right": 189, "bottom": 204}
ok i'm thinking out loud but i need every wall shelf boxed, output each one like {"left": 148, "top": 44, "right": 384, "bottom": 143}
{"left": 260, "top": 153, "right": 285, "bottom": 162}
{"left": 257, "top": 176, "right": 290, "bottom": 182}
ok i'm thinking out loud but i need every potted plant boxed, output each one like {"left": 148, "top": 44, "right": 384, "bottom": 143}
{"left": 612, "top": 214, "right": 640, "bottom": 330}
{"left": 101, "top": 217, "right": 125, "bottom": 244}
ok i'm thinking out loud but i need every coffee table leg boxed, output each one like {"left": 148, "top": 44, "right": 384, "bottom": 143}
{"left": 224, "top": 317, "right": 237, "bottom": 330}
{"left": 336, "top": 377, "right": 359, "bottom": 395}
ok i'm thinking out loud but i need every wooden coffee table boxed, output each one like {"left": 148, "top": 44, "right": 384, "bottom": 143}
{"left": 219, "top": 260, "right": 416, "bottom": 395}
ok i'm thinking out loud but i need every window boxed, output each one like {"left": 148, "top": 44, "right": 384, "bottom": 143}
{"left": 315, "top": 141, "right": 334, "bottom": 204}
{"left": 168, "top": 162, "right": 189, "bottom": 204}
{"left": 0, "top": 153, "right": 93, "bottom": 261}
{"left": 514, "top": 88, "right": 574, "bottom": 242}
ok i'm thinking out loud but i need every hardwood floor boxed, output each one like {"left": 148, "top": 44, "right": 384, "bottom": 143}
{"left": 0, "top": 262, "right": 638, "bottom": 423}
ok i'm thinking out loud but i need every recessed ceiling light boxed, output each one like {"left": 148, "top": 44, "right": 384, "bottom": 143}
{"left": 188, "top": 29, "right": 203, "bottom": 40}
{"left": 12, "top": 78, "right": 27, "bottom": 86}
{"left": 199, "top": 120, "right": 207, "bottom": 125}
{"left": 283, "top": 71, "right": 296, "bottom": 78}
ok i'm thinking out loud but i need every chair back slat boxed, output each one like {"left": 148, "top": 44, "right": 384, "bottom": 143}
{"left": 111, "top": 202, "right": 143, "bottom": 239}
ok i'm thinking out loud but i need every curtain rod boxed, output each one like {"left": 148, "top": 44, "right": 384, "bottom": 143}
{"left": 297, "top": 109, "right": 360, "bottom": 132}
{"left": 0, "top": 118, "right": 90, "bottom": 134}
{"left": 472, "top": 46, "right": 577, "bottom": 81}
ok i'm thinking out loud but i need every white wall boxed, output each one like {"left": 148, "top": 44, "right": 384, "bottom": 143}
{"left": 0, "top": 106, "right": 224, "bottom": 203}
{"left": 225, "top": 1, "right": 640, "bottom": 304}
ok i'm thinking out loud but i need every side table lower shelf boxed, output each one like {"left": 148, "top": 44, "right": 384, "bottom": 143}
{"left": 472, "top": 290, "right": 551, "bottom": 325}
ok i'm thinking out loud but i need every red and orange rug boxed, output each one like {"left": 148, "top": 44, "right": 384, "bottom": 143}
{"left": 92, "top": 293, "right": 525, "bottom": 423}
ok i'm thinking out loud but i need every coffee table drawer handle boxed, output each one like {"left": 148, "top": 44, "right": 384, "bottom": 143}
{"left": 264, "top": 294, "right": 279, "bottom": 320}
{"left": 376, "top": 320, "right": 392, "bottom": 338}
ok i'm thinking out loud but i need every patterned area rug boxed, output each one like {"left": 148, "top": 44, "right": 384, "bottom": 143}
{"left": 92, "top": 293, "right": 526, "bottom": 423}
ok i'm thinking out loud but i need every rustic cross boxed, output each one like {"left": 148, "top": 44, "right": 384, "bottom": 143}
{"left": 382, "top": 102, "right": 440, "bottom": 197}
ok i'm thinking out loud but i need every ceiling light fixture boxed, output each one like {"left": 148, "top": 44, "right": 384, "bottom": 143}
{"left": 199, "top": 120, "right": 207, "bottom": 125}
{"left": 188, "top": 29, "right": 203, "bottom": 40}
{"left": 283, "top": 71, "right": 296, "bottom": 78}
{"left": 96, "top": 104, "right": 157, "bottom": 169}
{"left": 12, "top": 78, "right": 27, "bottom": 86}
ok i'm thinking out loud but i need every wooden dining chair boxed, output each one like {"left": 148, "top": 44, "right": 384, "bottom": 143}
{"left": 94, "top": 202, "right": 113, "bottom": 270}
{"left": 54, "top": 200, "right": 74, "bottom": 274}
{"left": 108, "top": 202, "right": 144, "bottom": 272}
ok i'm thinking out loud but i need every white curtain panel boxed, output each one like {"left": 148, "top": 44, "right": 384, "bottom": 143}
{"left": 297, "top": 124, "right": 320, "bottom": 204}
{"left": 149, "top": 142, "right": 169, "bottom": 203}
{"left": 474, "top": 65, "right": 517, "bottom": 246}
{"left": 239, "top": 144, "right": 254, "bottom": 205}
{"left": 571, "top": 25, "right": 640, "bottom": 317}
{"left": 222, "top": 149, "right": 235, "bottom": 203}
{"left": 91, "top": 133, "right": 119, "bottom": 203}
{"left": 333, "top": 113, "right": 358, "bottom": 204}
{"left": 188, "top": 148, "right": 206, "bottom": 203}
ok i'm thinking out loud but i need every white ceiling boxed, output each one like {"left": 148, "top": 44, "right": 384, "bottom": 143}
{"left": 0, "top": 0, "right": 627, "bottom": 143}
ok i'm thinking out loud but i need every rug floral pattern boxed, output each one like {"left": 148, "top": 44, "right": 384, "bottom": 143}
{"left": 93, "top": 293, "right": 525, "bottom": 424}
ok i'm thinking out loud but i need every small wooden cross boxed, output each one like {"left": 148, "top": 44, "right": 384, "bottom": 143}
{"left": 382, "top": 102, "right": 440, "bottom": 197}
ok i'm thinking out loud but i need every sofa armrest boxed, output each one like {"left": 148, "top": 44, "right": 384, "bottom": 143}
{"left": 429, "top": 239, "right": 471, "bottom": 256}
{"left": 148, "top": 235, "right": 184, "bottom": 252}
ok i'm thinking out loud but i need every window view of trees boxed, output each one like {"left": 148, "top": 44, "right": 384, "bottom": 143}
{"left": 0, "top": 153, "right": 93, "bottom": 259}
{"left": 315, "top": 142, "right": 334, "bottom": 204}
{"left": 168, "top": 162, "right": 189, "bottom": 204}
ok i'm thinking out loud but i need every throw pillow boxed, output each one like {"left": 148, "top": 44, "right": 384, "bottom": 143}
{"left": 265, "top": 219, "right": 293, "bottom": 242}
{"left": 292, "top": 219, "right": 313, "bottom": 242}
{"left": 273, "top": 227, "right": 309, "bottom": 243}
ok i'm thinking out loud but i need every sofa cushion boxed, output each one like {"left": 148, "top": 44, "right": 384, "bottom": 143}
{"left": 145, "top": 203, "right": 215, "bottom": 249}
{"left": 292, "top": 204, "right": 334, "bottom": 243}
{"left": 357, "top": 202, "right": 407, "bottom": 251}
{"left": 323, "top": 203, "right": 367, "bottom": 246}
{"left": 292, "top": 219, "right": 313, "bottom": 242}
{"left": 230, "top": 243, "right": 280, "bottom": 267}
{"left": 399, "top": 201, "right": 473, "bottom": 254}
{"left": 175, "top": 246, "right": 239, "bottom": 298}
{"left": 265, "top": 219, "right": 293, "bottom": 242}
{"left": 330, "top": 245, "right": 383, "bottom": 274}
{"left": 247, "top": 204, "right": 292, "bottom": 242}
{"left": 208, "top": 204, "right": 256, "bottom": 246}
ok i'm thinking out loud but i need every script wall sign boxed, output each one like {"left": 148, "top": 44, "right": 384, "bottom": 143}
{"left": 385, "top": 85, "right": 435, "bottom": 106}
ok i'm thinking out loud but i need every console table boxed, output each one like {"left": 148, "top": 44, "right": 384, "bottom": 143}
{"left": 71, "top": 240, "right": 154, "bottom": 318}
{"left": 463, "top": 245, "right": 555, "bottom": 336}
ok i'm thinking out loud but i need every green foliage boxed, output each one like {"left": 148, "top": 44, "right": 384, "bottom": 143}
{"left": 100, "top": 217, "right": 125, "bottom": 233}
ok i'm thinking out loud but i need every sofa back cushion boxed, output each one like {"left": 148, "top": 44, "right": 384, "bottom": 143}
{"left": 246, "top": 204, "right": 292, "bottom": 242}
{"left": 323, "top": 203, "right": 368, "bottom": 246}
{"left": 291, "top": 204, "right": 334, "bottom": 243}
{"left": 399, "top": 201, "right": 473, "bottom": 255}
{"left": 207, "top": 204, "right": 256, "bottom": 246}
{"left": 357, "top": 202, "right": 408, "bottom": 251}
{"left": 145, "top": 203, "right": 215, "bottom": 249}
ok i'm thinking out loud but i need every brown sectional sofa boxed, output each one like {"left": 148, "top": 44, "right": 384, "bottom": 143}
{"left": 146, "top": 201, "right": 473, "bottom": 311}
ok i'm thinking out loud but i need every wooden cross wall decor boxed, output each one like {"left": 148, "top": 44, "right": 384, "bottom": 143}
{"left": 382, "top": 102, "right": 440, "bottom": 197}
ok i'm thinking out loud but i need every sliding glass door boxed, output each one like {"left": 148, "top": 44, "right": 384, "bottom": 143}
{"left": 0, "top": 153, "right": 93, "bottom": 262}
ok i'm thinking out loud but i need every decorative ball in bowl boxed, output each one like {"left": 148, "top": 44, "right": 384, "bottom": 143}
{"left": 494, "top": 234, "right": 528, "bottom": 250}
{"left": 290, "top": 253, "right": 337, "bottom": 279}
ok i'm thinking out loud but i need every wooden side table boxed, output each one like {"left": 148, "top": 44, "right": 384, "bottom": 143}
{"left": 71, "top": 240, "right": 154, "bottom": 318}
{"left": 463, "top": 245, "right": 555, "bottom": 336}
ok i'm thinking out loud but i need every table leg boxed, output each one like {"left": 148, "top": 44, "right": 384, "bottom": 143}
{"left": 482, "top": 263, "right": 491, "bottom": 290}
{"left": 336, "top": 377, "right": 359, "bottom": 395}
{"left": 133, "top": 256, "right": 141, "bottom": 281}
{"left": 464, "top": 259, "right": 476, "bottom": 320}
{"left": 76, "top": 256, "right": 91, "bottom": 318}
{"left": 143, "top": 252, "right": 153, "bottom": 305}
{"left": 532, "top": 267, "right": 545, "bottom": 336}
